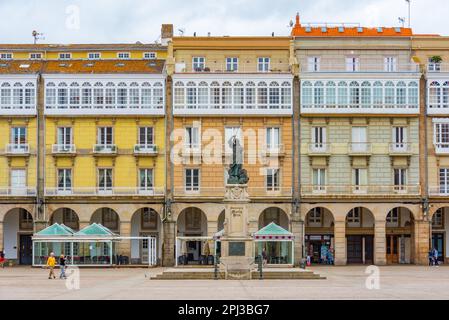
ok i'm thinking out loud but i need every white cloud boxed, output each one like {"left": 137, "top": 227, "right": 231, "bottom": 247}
{"left": 0, "top": 0, "right": 447, "bottom": 44}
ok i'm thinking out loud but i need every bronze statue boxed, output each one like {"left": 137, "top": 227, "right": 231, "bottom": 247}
{"left": 227, "top": 135, "right": 249, "bottom": 184}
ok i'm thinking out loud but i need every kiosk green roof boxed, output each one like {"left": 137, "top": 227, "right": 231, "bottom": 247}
{"left": 35, "top": 223, "right": 75, "bottom": 236}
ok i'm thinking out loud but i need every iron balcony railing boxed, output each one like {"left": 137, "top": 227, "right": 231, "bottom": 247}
{"left": 300, "top": 62, "right": 420, "bottom": 73}
{"left": 52, "top": 144, "right": 76, "bottom": 154}
{"left": 173, "top": 187, "right": 293, "bottom": 197}
{"left": 301, "top": 185, "right": 421, "bottom": 196}
{"left": 389, "top": 143, "right": 412, "bottom": 154}
{"left": 428, "top": 63, "right": 449, "bottom": 73}
{"left": 93, "top": 144, "right": 117, "bottom": 154}
{"left": 175, "top": 62, "right": 291, "bottom": 74}
{"left": 0, "top": 187, "right": 37, "bottom": 196}
{"left": 134, "top": 144, "right": 158, "bottom": 155}
{"left": 5, "top": 143, "right": 30, "bottom": 154}
{"left": 308, "top": 143, "right": 330, "bottom": 154}
{"left": 348, "top": 143, "right": 372, "bottom": 154}
{"left": 434, "top": 143, "right": 449, "bottom": 155}
{"left": 45, "top": 187, "right": 164, "bottom": 196}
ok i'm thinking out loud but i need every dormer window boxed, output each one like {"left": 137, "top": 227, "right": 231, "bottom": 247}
{"left": 59, "top": 53, "right": 72, "bottom": 60}
{"left": 88, "top": 52, "right": 101, "bottom": 60}
{"left": 29, "top": 53, "right": 42, "bottom": 60}
{"left": 143, "top": 52, "right": 157, "bottom": 60}
{"left": 117, "top": 52, "right": 131, "bottom": 60}
{"left": 0, "top": 53, "right": 13, "bottom": 60}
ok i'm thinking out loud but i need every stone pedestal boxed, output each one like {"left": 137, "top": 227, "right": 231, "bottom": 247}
{"left": 162, "top": 220, "right": 176, "bottom": 266}
{"left": 220, "top": 184, "right": 254, "bottom": 263}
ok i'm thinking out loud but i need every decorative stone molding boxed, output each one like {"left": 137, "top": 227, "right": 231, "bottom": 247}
{"left": 224, "top": 184, "right": 249, "bottom": 201}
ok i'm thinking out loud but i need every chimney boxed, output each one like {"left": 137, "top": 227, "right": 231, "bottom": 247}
{"left": 161, "top": 24, "right": 173, "bottom": 46}
{"left": 295, "top": 12, "right": 301, "bottom": 27}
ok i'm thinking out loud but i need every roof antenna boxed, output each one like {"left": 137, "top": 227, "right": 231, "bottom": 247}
{"left": 32, "top": 30, "right": 44, "bottom": 44}
{"left": 398, "top": 17, "right": 405, "bottom": 28}
{"left": 405, "top": 0, "right": 411, "bottom": 28}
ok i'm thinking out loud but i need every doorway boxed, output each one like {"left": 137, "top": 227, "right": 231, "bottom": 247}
{"left": 432, "top": 233, "right": 444, "bottom": 262}
{"left": 386, "top": 235, "right": 399, "bottom": 264}
{"left": 19, "top": 234, "right": 32, "bottom": 265}
{"left": 347, "top": 235, "right": 373, "bottom": 264}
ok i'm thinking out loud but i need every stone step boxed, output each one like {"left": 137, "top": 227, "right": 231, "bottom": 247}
{"left": 150, "top": 269, "right": 325, "bottom": 280}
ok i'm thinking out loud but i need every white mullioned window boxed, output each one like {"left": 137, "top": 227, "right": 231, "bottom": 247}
{"left": 57, "top": 169, "right": 72, "bottom": 192}
{"left": 307, "top": 56, "right": 320, "bottom": 72}
{"left": 434, "top": 122, "right": 449, "bottom": 150}
{"left": 233, "top": 82, "right": 244, "bottom": 109}
{"left": 353, "top": 168, "right": 368, "bottom": 192}
{"left": 226, "top": 57, "right": 238, "bottom": 72}
{"left": 308, "top": 208, "right": 322, "bottom": 224}
{"left": 266, "top": 127, "right": 280, "bottom": 150}
{"left": 88, "top": 52, "right": 101, "bottom": 60}
{"left": 98, "top": 169, "right": 113, "bottom": 192}
{"left": 185, "top": 168, "right": 200, "bottom": 192}
{"left": 29, "top": 53, "right": 42, "bottom": 60}
{"left": 311, "top": 126, "right": 326, "bottom": 151}
{"left": 192, "top": 57, "right": 205, "bottom": 71}
{"left": 59, "top": 53, "right": 72, "bottom": 60}
{"left": 393, "top": 168, "right": 407, "bottom": 191}
{"left": 440, "top": 168, "right": 449, "bottom": 194}
{"left": 258, "top": 57, "right": 270, "bottom": 72}
{"left": 141, "top": 82, "right": 151, "bottom": 107}
{"left": 0, "top": 53, "right": 13, "bottom": 60}
{"left": 266, "top": 168, "right": 280, "bottom": 191}
{"left": 57, "top": 83, "right": 68, "bottom": 107}
{"left": 117, "top": 52, "right": 130, "bottom": 60}
{"left": 347, "top": 208, "right": 361, "bottom": 224}
{"left": 143, "top": 52, "right": 157, "bottom": 60}
{"left": 139, "top": 168, "right": 154, "bottom": 191}
{"left": 269, "top": 81, "right": 280, "bottom": 109}
{"left": 312, "top": 168, "right": 326, "bottom": 192}
{"left": 346, "top": 56, "right": 360, "bottom": 72}
{"left": 384, "top": 56, "right": 397, "bottom": 72}
{"left": 45, "top": 83, "right": 56, "bottom": 107}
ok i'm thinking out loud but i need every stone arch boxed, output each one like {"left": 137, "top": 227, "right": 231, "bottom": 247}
{"left": 176, "top": 207, "right": 208, "bottom": 237}
{"left": 385, "top": 206, "right": 416, "bottom": 264}
{"left": 130, "top": 207, "right": 162, "bottom": 264}
{"left": 258, "top": 207, "right": 289, "bottom": 230}
{"left": 49, "top": 208, "right": 80, "bottom": 231}
{"left": 2, "top": 207, "right": 34, "bottom": 264}
{"left": 90, "top": 207, "right": 120, "bottom": 233}
{"left": 217, "top": 210, "right": 225, "bottom": 232}
{"left": 345, "top": 207, "right": 375, "bottom": 264}
{"left": 304, "top": 207, "right": 335, "bottom": 265}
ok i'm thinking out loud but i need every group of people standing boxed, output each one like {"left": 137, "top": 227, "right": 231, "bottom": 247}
{"left": 306, "top": 243, "right": 334, "bottom": 266}
{"left": 46, "top": 252, "right": 67, "bottom": 279}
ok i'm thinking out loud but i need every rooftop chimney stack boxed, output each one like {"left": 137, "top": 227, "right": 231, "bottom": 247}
{"left": 161, "top": 24, "right": 173, "bottom": 46}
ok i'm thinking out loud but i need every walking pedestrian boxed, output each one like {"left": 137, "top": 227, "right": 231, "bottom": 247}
{"left": 59, "top": 254, "right": 67, "bottom": 279}
{"left": 46, "top": 252, "right": 56, "bottom": 279}
{"left": 429, "top": 250, "right": 434, "bottom": 266}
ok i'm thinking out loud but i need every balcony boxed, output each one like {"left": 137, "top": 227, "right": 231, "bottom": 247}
{"left": 389, "top": 143, "right": 412, "bottom": 156}
{"left": 93, "top": 144, "right": 117, "bottom": 155}
{"left": 301, "top": 185, "right": 420, "bottom": 197}
{"left": 175, "top": 62, "right": 291, "bottom": 74}
{"left": 429, "top": 186, "right": 449, "bottom": 197}
{"left": 180, "top": 144, "right": 202, "bottom": 158}
{"left": 434, "top": 143, "right": 449, "bottom": 155}
{"left": 300, "top": 62, "right": 420, "bottom": 74}
{"left": 52, "top": 144, "right": 76, "bottom": 156}
{"left": 134, "top": 144, "right": 158, "bottom": 156}
{"left": 261, "top": 144, "right": 286, "bottom": 157}
{"left": 5, "top": 144, "right": 30, "bottom": 156}
{"left": 0, "top": 187, "right": 37, "bottom": 196}
{"left": 173, "top": 186, "right": 292, "bottom": 198}
{"left": 348, "top": 143, "right": 372, "bottom": 156}
{"left": 427, "top": 63, "right": 449, "bottom": 73}
{"left": 45, "top": 187, "right": 164, "bottom": 197}
{"left": 308, "top": 143, "right": 331, "bottom": 156}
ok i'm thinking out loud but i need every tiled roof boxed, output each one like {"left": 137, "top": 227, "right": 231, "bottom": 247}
{"left": 0, "top": 60, "right": 43, "bottom": 74}
{"left": 0, "top": 43, "right": 166, "bottom": 52}
{"left": 291, "top": 14, "right": 413, "bottom": 37}
{"left": 43, "top": 59, "right": 165, "bottom": 74}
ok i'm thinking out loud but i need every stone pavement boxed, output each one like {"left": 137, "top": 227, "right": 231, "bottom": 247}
{"left": 1, "top": 265, "right": 448, "bottom": 300}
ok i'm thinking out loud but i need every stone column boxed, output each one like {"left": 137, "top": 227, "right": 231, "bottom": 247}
{"left": 0, "top": 221, "right": 3, "bottom": 251}
{"left": 162, "top": 220, "right": 176, "bottom": 266}
{"left": 334, "top": 221, "right": 346, "bottom": 265}
{"left": 291, "top": 217, "right": 304, "bottom": 266}
{"left": 374, "top": 220, "right": 387, "bottom": 265}
{"left": 414, "top": 220, "right": 430, "bottom": 265}
{"left": 119, "top": 221, "right": 131, "bottom": 257}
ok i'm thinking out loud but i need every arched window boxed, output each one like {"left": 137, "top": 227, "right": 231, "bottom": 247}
{"left": 233, "top": 82, "right": 244, "bottom": 109}
{"left": 349, "top": 81, "right": 360, "bottom": 107}
{"left": 81, "top": 82, "right": 92, "bottom": 108}
{"left": 373, "top": 81, "right": 383, "bottom": 107}
{"left": 45, "top": 82, "right": 56, "bottom": 108}
{"left": 196, "top": 81, "right": 208, "bottom": 108}
{"left": 222, "top": 81, "right": 232, "bottom": 109}
{"left": 257, "top": 81, "right": 268, "bottom": 109}
{"left": 153, "top": 82, "right": 163, "bottom": 108}
{"left": 174, "top": 81, "right": 185, "bottom": 107}
{"left": 326, "top": 81, "right": 336, "bottom": 107}
{"left": 13, "top": 83, "right": 23, "bottom": 106}
{"left": 269, "top": 81, "right": 280, "bottom": 109}
{"left": 361, "top": 81, "right": 371, "bottom": 108}
{"left": 396, "top": 81, "right": 407, "bottom": 107}
{"left": 129, "top": 82, "right": 140, "bottom": 107}
{"left": 408, "top": 82, "right": 419, "bottom": 108}
{"left": 105, "top": 82, "right": 116, "bottom": 107}
{"left": 245, "top": 81, "right": 256, "bottom": 109}
{"left": 24, "top": 82, "right": 35, "bottom": 107}
{"left": 301, "top": 81, "right": 313, "bottom": 108}
{"left": 69, "top": 82, "right": 80, "bottom": 107}
{"left": 141, "top": 82, "right": 151, "bottom": 108}
{"left": 385, "top": 81, "right": 395, "bottom": 107}
{"left": 429, "top": 81, "right": 441, "bottom": 108}
{"left": 281, "top": 81, "right": 292, "bottom": 109}
{"left": 337, "top": 81, "right": 348, "bottom": 108}
{"left": 58, "top": 82, "right": 68, "bottom": 107}
{"left": 93, "top": 82, "right": 104, "bottom": 107}
{"left": 210, "top": 81, "right": 220, "bottom": 109}
{"left": 117, "top": 82, "right": 127, "bottom": 107}
{"left": 314, "top": 81, "right": 324, "bottom": 107}
{"left": 187, "top": 81, "right": 197, "bottom": 108}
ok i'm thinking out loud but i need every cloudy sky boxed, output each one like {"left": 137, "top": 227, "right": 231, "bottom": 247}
{"left": 0, "top": 0, "right": 448, "bottom": 44}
